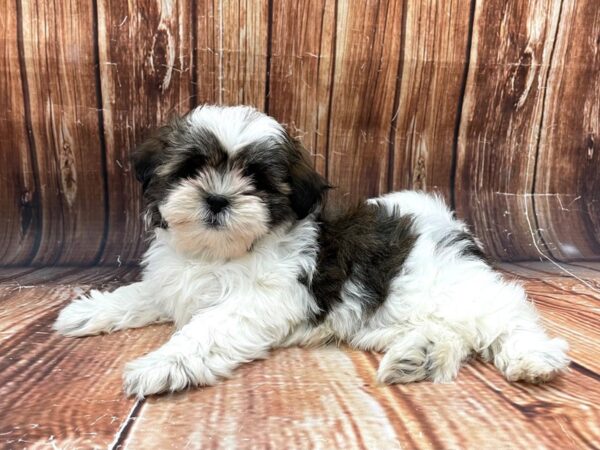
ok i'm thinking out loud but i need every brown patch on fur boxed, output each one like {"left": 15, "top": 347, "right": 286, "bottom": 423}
{"left": 304, "top": 202, "right": 417, "bottom": 323}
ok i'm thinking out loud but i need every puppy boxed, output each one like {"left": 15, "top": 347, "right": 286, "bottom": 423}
{"left": 54, "top": 105, "right": 569, "bottom": 398}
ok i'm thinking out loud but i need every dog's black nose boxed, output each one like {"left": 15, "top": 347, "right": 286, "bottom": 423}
{"left": 206, "top": 194, "right": 230, "bottom": 213}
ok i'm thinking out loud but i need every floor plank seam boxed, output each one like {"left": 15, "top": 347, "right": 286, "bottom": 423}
{"left": 570, "top": 362, "right": 600, "bottom": 382}
{"left": 108, "top": 398, "right": 144, "bottom": 449}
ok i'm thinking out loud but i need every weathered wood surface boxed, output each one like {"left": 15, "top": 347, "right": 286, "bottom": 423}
{"left": 18, "top": 0, "right": 107, "bottom": 265}
{"left": 96, "top": 0, "right": 194, "bottom": 264}
{"left": 533, "top": 0, "right": 600, "bottom": 261}
{"left": 0, "top": 267, "right": 171, "bottom": 449}
{"left": 195, "top": 0, "right": 269, "bottom": 108}
{"left": 1, "top": 0, "right": 599, "bottom": 265}
{"left": 325, "top": 0, "right": 404, "bottom": 205}
{"left": 454, "top": 0, "right": 562, "bottom": 260}
{"left": 0, "top": 264, "right": 598, "bottom": 449}
{"left": 268, "top": 0, "right": 335, "bottom": 175}
{"left": 0, "top": 0, "right": 39, "bottom": 265}
{"left": 124, "top": 352, "right": 600, "bottom": 450}
{"left": 390, "top": 0, "right": 471, "bottom": 202}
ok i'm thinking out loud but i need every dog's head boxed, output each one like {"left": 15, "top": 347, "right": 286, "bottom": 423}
{"left": 132, "top": 105, "right": 329, "bottom": 259}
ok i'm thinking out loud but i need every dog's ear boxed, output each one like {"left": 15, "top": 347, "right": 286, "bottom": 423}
{"left": 131, "top": 135, "right": 165, "bottom": 191}
{"left": 131, "top": 123, "right": 175, "bottom": 229}
{"left": 286, "top": 137, "right": 331, "bottom": 219}
{"left": 131, "top": 129, "right": 168, "bottom": 192}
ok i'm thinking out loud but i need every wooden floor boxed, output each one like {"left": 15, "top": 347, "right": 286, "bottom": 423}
{"left": 0, "top": 263, "right": 598, "bottom": 449}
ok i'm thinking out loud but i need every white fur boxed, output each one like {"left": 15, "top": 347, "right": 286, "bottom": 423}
{"left": 54, "top": 191, "right": 569, "bottom": 397}
{"left": 187, "top": 105, "right": 285, "bottom": 155}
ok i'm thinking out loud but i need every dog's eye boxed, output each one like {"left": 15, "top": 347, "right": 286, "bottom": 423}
{"left": 242, "top": 163, "right": 259, "bottom": 178}
{"left": 243, "top": 163, "right": 275, "bottom": 192}
{"left": 172, "top": 154, "right": 207, "bottom": 180}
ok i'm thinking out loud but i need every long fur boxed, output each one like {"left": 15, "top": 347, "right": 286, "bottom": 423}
{"left": 54, "top": 105, "right": 569, "bottom": 398}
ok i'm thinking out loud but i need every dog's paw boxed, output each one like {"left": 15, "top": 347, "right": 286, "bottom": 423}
{"left": 377, "top": 341, "right": 431, "bottom": 384}
{"left": 123, "top": 349, "right": 217, "bottom": 398}
{"left": 503, "top": 338, "right": 570, "bottom": 384}
{"left": 53, "top": 290, "right": 110, "bottom": 337}
{"left": 378, "top": 328, "right": 467, "bottom": 384}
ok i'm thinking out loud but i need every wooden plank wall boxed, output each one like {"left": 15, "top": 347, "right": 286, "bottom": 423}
{"left": 0, "top": 0, "right": 598, "bottom": 265}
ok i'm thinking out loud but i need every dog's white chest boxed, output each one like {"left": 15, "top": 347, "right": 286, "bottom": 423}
{"left": 142, "top": 223, "right": 319, "bottom": 327}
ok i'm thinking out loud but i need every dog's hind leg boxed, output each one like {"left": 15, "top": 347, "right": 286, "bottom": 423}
{"left": 490, "top": 315, "right": 569, "bottom": 384}
{"left": 492, "top": 328, "right": 569, "bottom": 383}
{"left": 476, "top": 280, "right": 570, "bottom": 383}
{"left": 377, "top": 324, "right": 471, "bottom": 384}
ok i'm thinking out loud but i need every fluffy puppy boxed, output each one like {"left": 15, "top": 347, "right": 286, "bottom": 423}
{"left": 54, "top": 105, "right": 569, "bottom": 398}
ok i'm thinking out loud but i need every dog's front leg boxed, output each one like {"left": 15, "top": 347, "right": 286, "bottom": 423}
{"left": 123, "top": 299, "right": 298, "bottom": 398}
{"left": 53, "top": 282, "right": 169, "bottom": 337}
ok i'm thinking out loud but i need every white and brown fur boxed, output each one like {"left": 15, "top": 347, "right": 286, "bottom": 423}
{"left": 54, "top": 105, "right": 569, "bottom": 398}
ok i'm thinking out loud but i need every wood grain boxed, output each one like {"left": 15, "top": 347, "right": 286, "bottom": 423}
{"left": 267, "top": 0, "right": 336, "bottom": 174}
{"left": 19, "top": 0, "right": 107, "bottom": 264}
{"left": 195, "top": 0, "right": 269, "bottom": 108}
{"left": 125, "top": 348, "right": 408, "bottom": 449}
{"left": 0, "top": 268, "right": 170, "bottom": 449}
{"left": 326, "top": 0, "right": 404, "bottom": 205}
{"left": 454, "top": 0, "right": 562, "bottom": 260}
{"left": 0, "top": 265, "right": 140, "bottom": 288}
{"left": 0, "top": 267, "right": 39, "bottom": 282}
{"left": 0, "top": 264, "right": 598, "bottom": 448}
{"left": 0, "top": 0, "right": 39, "bottom": 265}
{"left": 390, "top": 0, "right": 471, "bottom": 202}
{"left": 499, "top": 261, "right": 600, "bottom": 281}
{"left": 194, "top": 0, "right": 219, "bottom": 104}
{"left": 124, "top": 262, "right": 600, "bottom": 449}
{"left": 533, "top": 0, "right": 600, "bottom": 261}
{"left": 124, "top": 352, "right": 599, "bottom": 449}
{"left": 96, "top": 0, "right": 194, "bottom": 264}
{"left": 1, "top": 0, "right": 599, "bottom": 265}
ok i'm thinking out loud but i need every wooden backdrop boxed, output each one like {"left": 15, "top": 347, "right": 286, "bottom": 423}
{"left": 1, "top": 0, "right": 599, "bottom": 266}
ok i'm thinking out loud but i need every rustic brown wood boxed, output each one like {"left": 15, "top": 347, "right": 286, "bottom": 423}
{"left": 0, "top": 264, "right": 598, "bottom": 447}
{"left": 390, "top": 0, "right": 471, "bottom": 202}
{"left": 123, "top": 354, "right": 599, "bottom": 449}
{"left": 125, "top": 348, "right": 412, "bottom": 449}
{"left": 499, "top": 261, "right": 600, "bottom": 282}
{"left": 537, "top": 298, "right": 599, "bottom": 374}
{"left": 194, "top": 0, "right": 219, "bottom": 104}
{"left": 122, "top": 263, "right": 599, "bottom": 449}
{"left": 0, "top": 265, "right": 139, "bottom": 288}
{"left": 0, "top": 0, "right": 39, "bottom": 265}
{"left": 0, "top": 268, "right": 170, "bottom": 449}
{"left": 533, "top": 0, "right": 600, "bottom": 261}
{"left": 499, "top": 262, "right": 600, "bottom": 308}
{"left": 568, "top": 262, "right": 600, "bottom": 273}
{"left": 2, "top": 0, "right": 599, "bottom": 265}
{"left": 96, "top": 0, "right": 194, "bottom": 264}
{"left": 195, "top": 0, "right": 269, "bottom": 108}
{"left": 0, "top": 267, "right": 39, "bottom": 282}
{"left": 454, "top": 0, "right": 562, "bottom": 260}
{"left": 325, "top": 0, "right": 404, "bottom": 206}
{"left": 267, "top": 0, "right": 336, "bottom": 175}
{"left": 19, "top": 0, "right": 107, "bottom": 264}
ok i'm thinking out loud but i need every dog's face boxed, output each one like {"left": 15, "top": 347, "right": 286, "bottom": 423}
{"left": 132, "top": 105, "right": 329, "bottom": 259}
